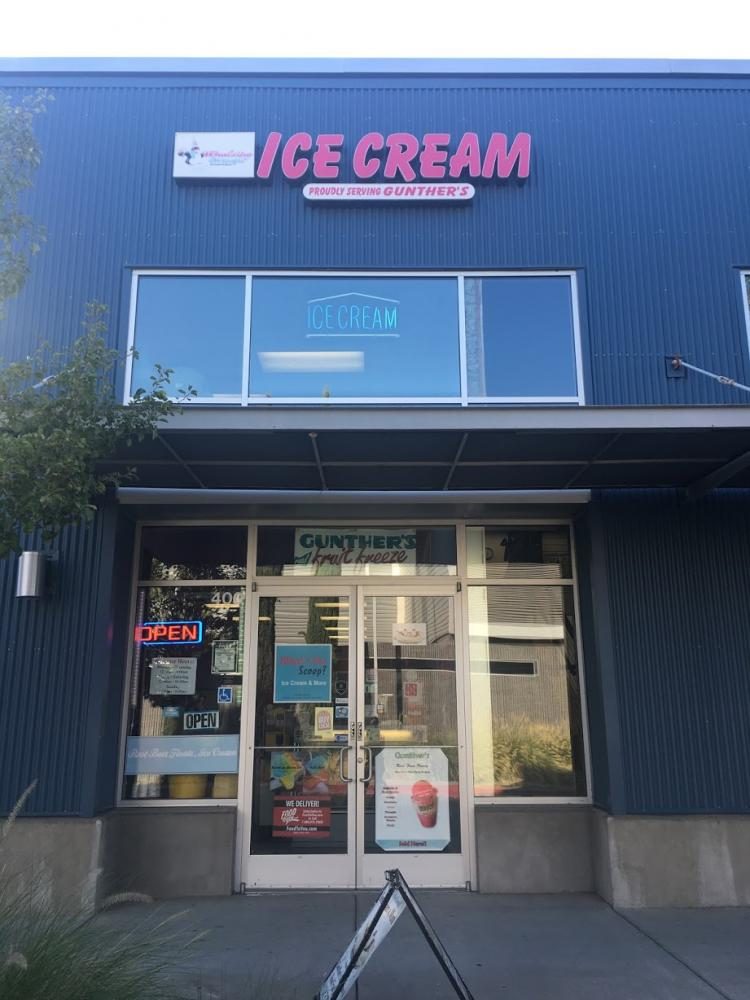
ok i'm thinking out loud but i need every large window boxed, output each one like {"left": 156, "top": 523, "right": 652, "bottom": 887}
{"left": 250, "top": 276, "right": 460, "bottom": 400}
{"left": 126, "top": 272, "right": 583, "bottom": 405}
{"left": 466, "top": 526, "right": 587, "bottom": 799}
{"left": 121, "top": 521, "right": 588, "bottom": 805}
{"left": 129, "top": 275, "right": 246, "bottom": 401}
{"left": 122, "top": 526, "right": 249, "bottom": 801}
{"left": 465, "top": 277, "right": 580, "bottom": 400}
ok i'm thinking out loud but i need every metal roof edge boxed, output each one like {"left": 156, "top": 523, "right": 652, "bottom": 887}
{"left": 1, "top": 57, "right": 750, "bottom": 78}
{"left": 159, "top": 404, "right": 750, "bottom": 434}
{"left": 116, "top": 487, "right": 593, "bottom": 505}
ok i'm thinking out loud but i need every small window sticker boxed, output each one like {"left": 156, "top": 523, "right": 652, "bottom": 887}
{"left": 212, "top": 640, "right": 239, "bottom": 674}
{"left": 392, "top": 623, "right": 427, "bottom": 646}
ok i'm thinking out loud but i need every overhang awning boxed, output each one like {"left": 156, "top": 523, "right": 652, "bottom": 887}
{"left": 106, "top": 405, "right": 750, "bottom": 511}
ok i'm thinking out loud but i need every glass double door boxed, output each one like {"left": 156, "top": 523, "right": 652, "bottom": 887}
{"left": 243, "top": 585, "right": 468, "bottom": 889}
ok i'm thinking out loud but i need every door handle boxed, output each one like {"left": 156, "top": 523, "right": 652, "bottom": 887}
{"left": 359, "top": 746, "right": 373, "bottom": 783}
{"left": 339, "top": 746, "right": 353, "bottom": 784}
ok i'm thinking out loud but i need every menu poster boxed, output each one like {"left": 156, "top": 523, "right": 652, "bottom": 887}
{"left": 148, "top": 657, "right": 197, "bottom": 696}
{"left": 375, "top": 748, "right": 450, "bottom": 851}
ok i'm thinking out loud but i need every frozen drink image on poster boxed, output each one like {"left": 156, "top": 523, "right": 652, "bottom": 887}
{"left": 411, "top": 780, "right": 439, "bottom": 828}
{"left": 375, "top": 748, "right": 450, "bottom": 851}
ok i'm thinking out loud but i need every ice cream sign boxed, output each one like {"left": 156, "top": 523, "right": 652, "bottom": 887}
{"left": 294, "top": 528, "right": 417, "bottom": 572}
{"left": 173, "top": 130, "right": 531, "bottom": 202}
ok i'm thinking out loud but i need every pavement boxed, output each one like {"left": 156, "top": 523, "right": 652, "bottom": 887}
{"left": 96, "top": 891, "right": 750, "bottom": 1000}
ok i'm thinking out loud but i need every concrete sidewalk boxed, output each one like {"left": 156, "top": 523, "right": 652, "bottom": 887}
{"left": 97, "top": 891, "right": 750, "bottom": 999}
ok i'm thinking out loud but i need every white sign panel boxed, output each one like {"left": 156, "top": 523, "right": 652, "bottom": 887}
{"left": 149, "top": 657, "right": 197, "bottom": 696}
{"left": 294, "top": 528, "right": 416, "bottom": 575}
{"left": 318, "top": 885, "right": 406, "bottom": 1000}
{"left": 375, "top": 748, "right": 450, "bottom": 852}
{"left": 173, "top": 132, "right": 255, "bottom": 178}
{"left": 392, "top": 623, "right": 427, "bottom": 646}
{"left": 211, "top": 640, "right": 239, "bottom": 674}
{"left": 304, "top": 182, "right": 474, "bottom": 202}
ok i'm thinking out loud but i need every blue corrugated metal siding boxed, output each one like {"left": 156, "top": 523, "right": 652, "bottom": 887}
{"left": 2, "top": 70, "right": 750, "bottom": 820}
{"left": 0, "top": 516, "right": 112, "bottom": 815}
{"left": 0, "top": 74, "right": 748, "bottom": 404}
{"left": 92, "top": 512, "right": 136, "bottom": 814}
{"left": 598, "top": 489, "right": 750, "bottom": 813}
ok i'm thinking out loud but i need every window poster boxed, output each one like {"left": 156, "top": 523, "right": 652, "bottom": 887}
{"left": 149, "top": 657, "right": 197, "bottom": 696}
{"left": 315, "top": 706, "right": 334, "bottom": 737}
{"left": 274, "top": 644, "right": 332, "bottom": 703}
{"left": 211, "top": 639, "right": 239, "bottom": 674}
{"left": 125, "top": 734, "right": 239, "bottom": 775}
{"left": 272, "top": 795, "right": 331, "bottom": 839}
{"left": 269, "top": 747, "right": 335, "bottom": 839}
{"left": 375, "top": 748, "right": 450, "bottom": 851}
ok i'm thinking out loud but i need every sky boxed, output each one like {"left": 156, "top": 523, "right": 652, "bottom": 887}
{"left": 1, "top": 0, "right": 749, "bottom": 60}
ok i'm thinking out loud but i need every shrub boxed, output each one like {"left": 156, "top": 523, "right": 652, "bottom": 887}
{"left": 0, "top": 783, "right": 187, "bottom": 1000}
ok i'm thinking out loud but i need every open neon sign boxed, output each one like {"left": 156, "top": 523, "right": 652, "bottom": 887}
{"left": 134, "top": 621, "right": 204, "bottom": 645}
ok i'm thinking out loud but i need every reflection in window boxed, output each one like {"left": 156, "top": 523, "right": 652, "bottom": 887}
{"left": 466, "top": 526, "right": 572, "bottom": 579}
{"left": 251, "top": 595, "right": 350, "bottom": 855}
{"left": 249, "top": 276, "right": 461, "bottom": 399}
{"left": 465, "top": 276, "right": 579, "bottom": 399}
{"left": 130, "top": 275, "right": 246, "bottom": 399}
{"left": 256, "top": 526, "right": 457, "bottom": 577}
{"left": 468, "top": 585, "right": 586, "bottom": 798}
{"left": 139, "top": 525, "right": 248, "bottom": 581}
{"left": 123, "top": 586, "right": 245, "bottom": 801}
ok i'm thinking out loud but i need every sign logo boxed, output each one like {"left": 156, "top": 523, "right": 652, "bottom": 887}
{"left": 307, "top": 291, "right": 398, "bottom": 334}
{"left": 173, "top": 132, "right": 255, "bottom": 179}
{"left": 135, "top": 621, "right": 203, "bottom": 645}
{"left": 294, "top": 528, "right": 416, "bottom": 571}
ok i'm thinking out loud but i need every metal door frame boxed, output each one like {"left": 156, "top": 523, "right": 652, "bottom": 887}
{"left": 356, "top": 583, "right": 471, "bottom": 889}
{"left": 238, "top": 581, "right": 471, "bottom": 890}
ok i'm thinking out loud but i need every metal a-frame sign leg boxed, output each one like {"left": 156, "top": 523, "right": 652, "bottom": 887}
{"left": 314, "top": 869, "right": 475, "bottom": 1000}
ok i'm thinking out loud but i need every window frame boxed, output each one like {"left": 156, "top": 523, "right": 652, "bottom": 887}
{"left": 124, "top": 270, "right": 586, "bottom": 407}
{"left": 461, "top": 521, "right": 589, "bottom": 804}
{"left": 116, "top": 518, "right": 592, "bottom": 811}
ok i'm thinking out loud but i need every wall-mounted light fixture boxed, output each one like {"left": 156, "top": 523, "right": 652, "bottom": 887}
{"left": 16, "top": 551, "right": 46, "bottom": 598}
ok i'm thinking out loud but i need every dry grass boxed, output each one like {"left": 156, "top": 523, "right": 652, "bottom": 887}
{"left": 492, "top": 718, "right": 574, "bottom": 793}
{"left": 0, "top": 783, "right": 300, "bottom": 998}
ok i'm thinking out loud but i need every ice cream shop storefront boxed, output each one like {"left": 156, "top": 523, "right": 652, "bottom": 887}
{"left": 4, "top": 59, "right": 750, "bottom": 910}
{"left": 122, "top": 517, "right": 587, "bottom": 892}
